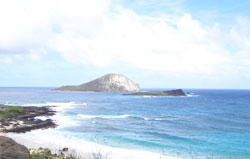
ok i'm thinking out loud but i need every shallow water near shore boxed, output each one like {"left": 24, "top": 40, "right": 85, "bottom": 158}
{"left": 1, "top": 87, "right": 250, "bottom": 158}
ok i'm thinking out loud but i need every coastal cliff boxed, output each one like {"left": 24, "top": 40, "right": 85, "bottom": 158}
{"left": 54, "top": 73, "right": 140, "bottom": 92}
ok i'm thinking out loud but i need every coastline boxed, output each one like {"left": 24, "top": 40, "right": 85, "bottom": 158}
{"left": 0, "top": 104, "right": 176, "bottom": 159}
{"left": 5, "top": 130, "right": 176, "bottom": 159}
{"left": 0, "top": 105, "right": 57, "bottom": 133}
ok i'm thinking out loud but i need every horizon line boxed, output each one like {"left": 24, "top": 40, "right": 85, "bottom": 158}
{"left": 0, "top": 86, "right": 249, "bottom": 90}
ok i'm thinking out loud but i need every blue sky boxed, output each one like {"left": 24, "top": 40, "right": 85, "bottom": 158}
{"left": 0, "top": 0, "right": 250, "bottom": 89}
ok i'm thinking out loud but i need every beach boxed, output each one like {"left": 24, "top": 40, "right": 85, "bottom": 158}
{"left": 5, "top": 131, "right": 175, "bottom": 159}
{"left": 1, "top": 108, "right": 175, "bottom": 159}
{"left": 0, "top": 101, "right": 175, "bottom": 159}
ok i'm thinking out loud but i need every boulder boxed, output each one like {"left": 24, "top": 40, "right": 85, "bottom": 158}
{"left": 0, "top": 136, "right": 30, "bottom": 159}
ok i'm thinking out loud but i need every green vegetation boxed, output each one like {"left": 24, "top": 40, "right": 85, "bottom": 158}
{"left": 0, "top": 105, "right": 24, "bottom": 120}
{"left": 30, "top": 151, "right": 77, "bottom": 159}
{"left": 29, "top": 147, "right": 108, "bottom": 159}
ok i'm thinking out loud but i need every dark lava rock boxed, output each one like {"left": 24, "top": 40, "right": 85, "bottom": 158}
{"left": 62, "top": 148, "right": 68, "bottom": 151}
{"left": 124, "top": 89, "right": 186, "bottom": 96}
{"left": 0, "top": 136, "right": 30, "bottom": 159}
{"left": 0, "top": 105, "right": 57, "bottom": 133}
{"left": 4, "top": 119, "right": 56, "bottom": 133}
{"left": 163, "top": 89, "right": 186, "bottom": 96}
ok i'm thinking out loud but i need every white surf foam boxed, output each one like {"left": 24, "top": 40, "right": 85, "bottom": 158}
{"left": 185, "top": 92, "right": 200, "bottom": 97}
{"left": 143, "top": 95, "right": 156, "bottom": 98}
{"left": 21, "top": 102, "right": 87, "bottom": 112}
{"left": 77, "top": 114, "right": 169, "bottom": 122}
{"left": 154, "top": 118, "right": 165, "bottom": 121}
{"left": 35, "top": 116, "right": 49, "bottom": 121}
{"left": 6, "top": 129, "right": 176, "bottom": 159}
{"left": 21, "top": 102, "right": 85, "bottom": 127}
{"left": 77, "top": 114, "right": 131, "bottom": 119}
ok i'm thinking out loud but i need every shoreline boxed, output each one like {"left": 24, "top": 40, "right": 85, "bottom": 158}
{"left": 5, "top": 130, "right": 176, "bottom": 159}
{"left": 0, "top": 104, "right": 176, "bottom": 159}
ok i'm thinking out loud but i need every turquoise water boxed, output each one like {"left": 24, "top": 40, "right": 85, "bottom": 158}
{"left": 0, "top": 88, "right": 250, "bottom": 158}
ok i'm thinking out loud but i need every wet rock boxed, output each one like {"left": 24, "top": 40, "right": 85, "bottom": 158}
{"left": 0, "top": 105, "right": 57, "bottom": 133}
{"left": 4, "top": 119, "right": 56, "bottom": 133}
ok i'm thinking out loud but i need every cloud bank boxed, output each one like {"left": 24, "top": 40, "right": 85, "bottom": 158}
{"left": 0, "top": 0, "right": 249, "bottom": 79}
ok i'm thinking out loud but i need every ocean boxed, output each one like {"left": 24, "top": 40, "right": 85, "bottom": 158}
{"left": 1, "top": 87, "right": 250, "bottom": 159}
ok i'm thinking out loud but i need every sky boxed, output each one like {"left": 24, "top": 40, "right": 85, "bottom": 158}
{"left": 0, "top": 0, "right": 250, "bottom": 89}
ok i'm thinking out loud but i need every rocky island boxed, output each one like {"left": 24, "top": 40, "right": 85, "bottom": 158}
{"left": 54, "top": 73, "right": 140, "bottom": 92}
{"left": 124, "top": 89, "right": 186, "bottom": 96}
{"left": 0, "top": 104, "right": 56, "bottom": 133}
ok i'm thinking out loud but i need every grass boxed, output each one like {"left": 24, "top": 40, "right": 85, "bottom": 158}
{"left": 30, "top": 150, "right": 96, "bottom": 159}
{"left": 30, "top": 152, "right": 76, "bottom": 159}
{"left": 0, "top": 105, "right": 24, "bottom": 120}
{"left": 29, "top": 146, "right": 109, "bottom": 159}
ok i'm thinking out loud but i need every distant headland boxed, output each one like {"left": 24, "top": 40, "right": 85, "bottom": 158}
{"left": 54, "top": 73, "right": 140, "bottom": 92}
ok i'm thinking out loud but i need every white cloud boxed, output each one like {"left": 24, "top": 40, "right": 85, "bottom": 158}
{"left": 0, "top": 0, "right": 249, "bottom": 79}
{"left": 49, "top": 9, "right": 232, "bottom": 76}
{"left": 0, "top": 55, "right": 13, "bottom": 64}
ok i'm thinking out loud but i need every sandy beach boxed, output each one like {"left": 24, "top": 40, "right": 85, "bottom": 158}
{"left": 4, "top": 130, "right": 176, "bottom": 159}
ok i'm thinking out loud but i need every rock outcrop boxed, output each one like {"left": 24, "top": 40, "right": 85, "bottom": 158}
{"left": 0, "top": 105, "right": 57, "bottom": 133}
{"left": 163, "top": 89, "right": 186, "bottom": 96}
{"left": 0, "top": 136, "right": 30, "bottom": 159}
{"left": 54, "top": 73, "right": 140, "bottom": 92}
{"left": 124, "top": 89, "right": 186, "bottom": 96}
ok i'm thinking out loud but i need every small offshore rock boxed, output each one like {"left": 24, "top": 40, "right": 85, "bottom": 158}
{"left": 124, "top": 89, "right": 186, "bottom": 96}
{"left": 62, "top": 148, "right": 68, "bottom": 151}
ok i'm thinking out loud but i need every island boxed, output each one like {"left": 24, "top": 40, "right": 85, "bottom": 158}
{"left": 124, "top": 89, "right": 186, "bottom": 96}
{"left": 54, "top": 73, "right": 140, "bottom": 92}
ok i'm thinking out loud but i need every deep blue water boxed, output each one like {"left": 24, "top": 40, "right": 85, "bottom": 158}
{"left": 0, "top": 87, "right": 250, "bottom": 158}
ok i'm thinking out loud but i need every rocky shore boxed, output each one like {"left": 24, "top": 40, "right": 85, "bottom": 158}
{"left": 0, "top": 105, "right": 78, "bottom": 158}
{"left": 0, "top": 136, "right": 72, "bottom": 159}
{"left": 0, "top": 104, "right": 57, "bottom": 133}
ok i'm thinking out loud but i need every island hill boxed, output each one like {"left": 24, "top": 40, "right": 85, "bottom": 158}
{"left": 54, "top": 73, "right": 140, "bottom": 92}
{"left": 54, "top": 73, "right": 186, "bottom": 96}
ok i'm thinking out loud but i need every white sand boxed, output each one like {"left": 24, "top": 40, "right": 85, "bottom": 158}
{"left": 5, "top": 129, "right": 177, "bottom": 159}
